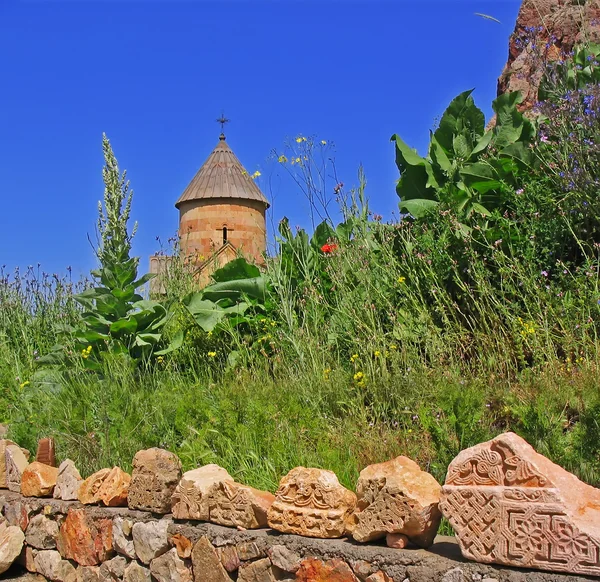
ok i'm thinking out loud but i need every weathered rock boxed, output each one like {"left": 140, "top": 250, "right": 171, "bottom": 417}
{"left": 170, "top": 533, "right": 193, "bottom": 559}
{"left": 123, "top": 561, "right": 151, "bottom": 582}
{"left": 150, "top": 547, "right": 192, "bottom": 582}
{"left": 0, "top": 521, "right": 25, "bottom": 575}
{"left": 190, "top": 536, "right": 232, "bottom": 582}
{"left": 53, "top": 460, "right": 82, "bottom": 501}
{"left": 21, "top": 461, "right": 59, "bottom": 497}
{"left": 76, "top": 566, "right": 101, "bottom": 582}
{"left": 267, "top": 467, "right": 356, "bottom": 538}
{"left": 171, "top": 464, "right": 233, "bottom": 520}
{"left": 26, "top": 514, "right": 59, "bottom": 549}
{"left": 365, "top": 572, "right": 392, "bottom": 582}
{"left": 497, "top": 0, "right": 600, "bottom": 111}
{"left": 441, "top": 567, "right": 465, "bottom": 582}
{"left": 36, "top": 438, "right": 56, "bottom": 467}
{"left": 267, "top": 545, "right": 300, "bottom": 574}
{"left": 112, "top": 516, "right": 135, "bottom": 559}
{"left": 96, "top": 467, "right": 130, "bottom": 507}
{"left": 98, "top": 555, "right": 127, "bottom": 581}
{"left": 440, "top": 431, "right": 600, "bottom": 576}
{"left": 78, "top": 469, "right": 111, "bottom": 505}
{"left": 296, "top": 558, "right": 359, "bottom": 582}
{"left": 6, "top": 444, "right": 30, "bottom": 492}
{"left": 352, "top": 456, "right": 442, "bottom": 548}
{"left": 57, "top": 508, "right": 113, "bottom": 566}
{"left": 217, "top": 545, "right": 240, "bottom": 572}
{"left": 209, "top": 480, "right": 275, "bottom": 529}
{"left": 128, "top": 448, "right": 181, "bottom": 513}
{"left": 236, "top": 541, "right": 264, "bottom": 561}
{"left": 385, "top": 532, "right": 409, "bottom": 549}
{"left": 131, "top": 519, "right": 170, "bottom": 565}
{"left": 33, "top": 549, "right": 77, "bottom": 582}
{"left": 0, "top": 440, "right": 20, "bottom": 488}
{"left": 238, "top": 557, "right": 276, "bottom": 582}
{"left": 3, "top": 498, "right": 30, "bottom": 531}
{"left": 19, "top": 544, "right": 38, "bottom": 572}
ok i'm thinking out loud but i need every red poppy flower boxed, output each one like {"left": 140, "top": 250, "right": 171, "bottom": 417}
{"left": 321, "top": 243, "right": 338, "bottom": 254}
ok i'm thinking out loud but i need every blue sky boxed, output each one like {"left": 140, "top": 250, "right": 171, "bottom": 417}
{"left": 0, "top": 0, "right": 521, "bottom": 278}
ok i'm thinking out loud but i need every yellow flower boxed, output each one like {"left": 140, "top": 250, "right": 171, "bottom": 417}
{"left": 278, "top": 155, "right": 288, "bottom": 163}
{"left": 157, "top": 356, "right": 164, "bottom": 364}
{"left": 207, "top": 351, "right": 217, "bottom": 358}
{"left": 350, "top": 354, "right": 359, "bottom": 362}
{"left": 251, "top": 170, "right": 261, "bottom": 179}
{"left": 321, "top": 140, "right": 327, "bottom": 145}
{"left": 356, "top": 379, "right": 366, "bottom": 388}
{"left": 19, "top": 381, "right": 30, "bottom": 389}
{"left": 389, "top": 344, "right": 397, "bottom": 351}
{"left": 374, "top": 350, "right": 381, "bottom": 357}
{"left": 323, "top": 368, "right": 331, "bottom": 379}
{"left": 397, "top": 276, "right": 406, "bottom": 284}
{"left": 296, "top": 137, "right": 303, "bottom": 143}
{"left": 81, "top": 345, "right": 92, "bottom": 359}
{"left": 353, "top": 371, "right": 364, "bottom": 381}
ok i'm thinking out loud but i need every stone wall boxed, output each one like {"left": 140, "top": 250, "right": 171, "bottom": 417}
{"left": 0, "top": 491, "right": 593, "bottom": 582}
{"left": 1, "top": 433, "right": 600, "bottom": 581}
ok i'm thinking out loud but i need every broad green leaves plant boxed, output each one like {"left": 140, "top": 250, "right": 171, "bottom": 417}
{"left": 39, "top": 135, "right": 174, "bottom": 369}
{"left": 392, "top": 90, "right": 535, "bottom": 224}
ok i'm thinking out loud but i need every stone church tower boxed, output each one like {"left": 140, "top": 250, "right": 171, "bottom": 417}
{"left": 149, "top": 129, "right": 269, "bottom": 289}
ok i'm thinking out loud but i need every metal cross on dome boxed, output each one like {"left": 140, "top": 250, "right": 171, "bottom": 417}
{"left": 216, "top": 113, "right": 230, "bottom": 137}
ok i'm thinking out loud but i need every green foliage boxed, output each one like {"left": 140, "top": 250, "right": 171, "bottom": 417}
{"left": 392, "top": 90, "right": 535, "bottom": 224}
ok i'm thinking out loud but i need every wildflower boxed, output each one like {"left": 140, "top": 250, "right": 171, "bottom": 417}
{"left": 295, "top": 136, "right": 307, "bottom": 143}
{"left": 333, "top": 182, "right": 344, "bottom": 194}
{"left": 157, "top": 356, "right": 164, "bottom": 364}
{"left": 516, "top": 188, "right": 524, "bottom": 195}
{"left": 19, "top": 381, "right": 30, "bottom": 389}
{"left": 207, "top": 351, "right": 217, "bottom": 358}
{"left": 354, "top": 371, "right": 364, "bottom": 381}
{"left": 321, "top": 140, "right": 327, "bottom": 145}
{"left": 389, "top": 344, "right": 397, "bottom": 350}
{"left": 321, "top": 243, "right": 338, "bottom": 254}
{"left": 323, "top": 368, "right": 331, "bottom": 380}
{"left": 541, "top": 270, "right": 549, "bottom": 277}
{"left": 397, "top": 276, "right": 406, "bottom": 284}
{"left": 81, "top": 345, "right": 92, "bottom": 359}
{"left": 356, "top": 380, "right": 366, "bottom": 388}
{"left": 374, "top": 350, "right": 381, "bottom": 357}
{"left": 278, "top": 154, "right": 288, "bottom": 163}
{"left": 350, "top": 354, "right": 359, "bottom": 362}
{"left": 251, "top": 170, "right": 261, "bottom": 179}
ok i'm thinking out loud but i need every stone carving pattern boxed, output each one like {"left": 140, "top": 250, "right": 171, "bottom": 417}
{"left": 171, "top": 480, "right": 210, "bottom": 520}
{"left": 270, "top": 470, "right": 355, "bottom": 537}
{"left": 441, "top": 488, "right": 600, "bottom": 575}
{"left": 209, "top": 482, "right": 256, "bottom": 528}
{"left": 446, "top": 442, "right": 548, "bottom": 488}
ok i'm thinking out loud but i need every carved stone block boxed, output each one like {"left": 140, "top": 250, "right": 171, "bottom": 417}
{"left": 171, "top": 464, "right": 233, "bottom": 520}
{"left": 128, "top": 448, "right": 182, "bottom": 513}
{"left": 267, "top": 467, "right": 356, "bottom": 538}
{"left": 209, "top": 480, "right": 274, "bottom": 529}
{"left": 440, "top": 431, "right": 600, "bottom": 577}
{"left": 352, "top": 456, "right": 442, "bottom": 548}
{"left": 35, "top": 438, "right": 56, "bottom": 467}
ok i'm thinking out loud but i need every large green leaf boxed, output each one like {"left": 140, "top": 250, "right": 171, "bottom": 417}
{"left": 434, "top": 90, "right": 485, "bottom": 152}
{"left": 184, "top": 298, "right": 226, "bottom": 332}
{"left": 212, "top": 258, "right": 260, "bottom": 282}
{"left": 492, "top": 92, "right": 525, "bottom": 149}
{"left": 391, "top": 134, "right": 438, "bottom": 202}
{"left": 399, "top": 199, "right": 439, "bottom": 218}
{"left": 202, "top": 277, "right": 267, "bottom": 303}
{"left": 155, "top": 329, "right": 184, "bottom": 356}
{"left": 110, "top": 316, "right": 138, "bottom": 336}
{"left": 311, "top": 220, "right": 336, "bottom": 250}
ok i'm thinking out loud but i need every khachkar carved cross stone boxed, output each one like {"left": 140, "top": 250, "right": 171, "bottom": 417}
{"left": 267, "top": 467, "right": 357, "bottom": 538}
{"left": 439, "top": 432, "right": 600, "bottom": 577}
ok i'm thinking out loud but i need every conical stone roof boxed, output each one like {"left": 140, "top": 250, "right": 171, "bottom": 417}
{"left": 175, "top": 135, "right": 269, "bottom": 209}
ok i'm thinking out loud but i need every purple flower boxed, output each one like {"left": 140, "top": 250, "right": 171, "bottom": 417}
{"left": 541, "top": 270, "right": 549, "bottom": 277}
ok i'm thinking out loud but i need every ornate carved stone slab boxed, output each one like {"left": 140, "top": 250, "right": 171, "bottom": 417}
{"left": 267, "top": 467, "right": 356, "bottom": 538}
{"left": 439, "top": 432, "right": 600, "bottom": 577}
{"left": 128, "top": 448, "right": 182, "bottom": 514}
{"left": 208, "top": 480, "right": 275, "bottom": 529}
{"left": 171, "top": 464, "right": 233, "bottom": 521}
{"left": 352, "top": 456, "right": 442, "bottom": 548}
